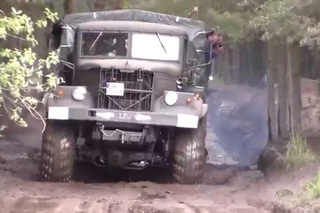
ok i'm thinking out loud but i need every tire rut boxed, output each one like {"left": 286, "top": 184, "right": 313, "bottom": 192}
{"left": 1, "top": 197, "right": 218, "bottom": 213}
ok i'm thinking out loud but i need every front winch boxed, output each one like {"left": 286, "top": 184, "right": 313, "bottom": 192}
{"left": 98, "top": 125, "right": 143, "bottom": 144}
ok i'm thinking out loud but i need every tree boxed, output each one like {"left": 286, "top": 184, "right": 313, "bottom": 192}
{"left": 249, "top": 0, "right": 320, "bottom": 135}
{"left": 93, "top": 0, "right": 124, "bottom": 11}
{"left": 63, "top": 0, "right": 74, "bottom": 16}
{"left": 94, "top": 0, "right": 106, "bottom": 11}
{"left": 112, "top": 0, "right": 124, "bottom": 10}
{"left": 0, "top": 7, "right": 60, "bottom": 132}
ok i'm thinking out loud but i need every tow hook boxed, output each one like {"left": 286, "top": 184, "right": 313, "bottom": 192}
{"left": 93, "top": 156, "right": 107, "bottom": 167}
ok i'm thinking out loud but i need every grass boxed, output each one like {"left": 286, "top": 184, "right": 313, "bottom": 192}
{"left": 284, "top": 132, "right": 317, "bottom": 169}
{"left": 283, "top": 132, "right": 320, "bottom": 199}
{"left": 263, "top": 132, "right": 320, "bottom": 203}
{"left": 305, "top": 172, "right": 320, "bottom": 199}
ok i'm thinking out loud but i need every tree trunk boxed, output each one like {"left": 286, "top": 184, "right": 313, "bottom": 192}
{"left": 239, "top": 42, "right": 248, "bottom": 84}
{"left": 267, "top": 39, "right": 279, "bottom": 140}
{"left": 313, "top": 46, "right": 320, "bottom": 79}
{"left": 198, "top": 0, "right": 206, "bottom": 20}
{"left": 287, "top": 41, "right": 302, "bottom": 134}
{"left": 222, "top": 45, "right": 231, "bottom": 84}
{"left": 216, "top": 51, "right": 223, "bottom": 80}
{"left": 112, "top": 0, "right": 124, "bottom": 10}
{"left": 94, "top": 0, "right": 106, "bottom": 11}
{"left": 228, "top": 47, "right": 234, "bottom": 84}
{"left": 255, "top": 40, "right": 266, "bottom": 85}
{"left": 63, "top": 0, "right": 74, "bottom": 16}
{"left": 247, "top": 42, "right": 255, "bottom": 86}
{"left": 233, "top": 46, "right": 240, "bottom": 84}
{"left": 276, "top": 39, "right": 289, "bottom": 137}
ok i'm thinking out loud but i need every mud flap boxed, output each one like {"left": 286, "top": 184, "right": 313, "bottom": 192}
{"left": 205, "top": 86, "right": 268, "bottom": 168}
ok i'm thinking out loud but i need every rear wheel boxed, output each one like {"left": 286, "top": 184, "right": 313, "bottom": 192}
{"left": 172, "top": 118, "right": 207, "bottom": 184}
{"left": 40, "top": 121, "right": 75, "bottom": 182}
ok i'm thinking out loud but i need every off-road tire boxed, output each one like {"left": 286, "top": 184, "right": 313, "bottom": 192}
{"left": 173, "top": 118, "right": 207, "bottom": 184}
{"left": 40, "top": 121, "right": 75, "bottom": 182}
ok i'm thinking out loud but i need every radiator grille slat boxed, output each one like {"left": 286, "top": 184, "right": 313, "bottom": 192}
{"left": 98, "top": 69, "right": 153, "bottom": 111}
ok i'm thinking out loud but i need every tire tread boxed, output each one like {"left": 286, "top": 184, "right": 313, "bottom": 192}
{"left": 40, "top": 122, "right": 75, "bottom": 182}
{"left": 173, "top": 118, "right": 206, "bottom": 184}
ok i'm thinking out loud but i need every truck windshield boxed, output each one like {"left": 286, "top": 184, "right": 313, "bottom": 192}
{"left": 81, "top": 32, "right": 128, "bottom": 57}
{"left": 131, "top": 33, "right": 180, "bottom": 61}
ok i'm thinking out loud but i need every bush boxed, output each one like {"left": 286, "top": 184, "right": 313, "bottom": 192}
{"left": 0, "top": 7, "right": 61, "bottom": 134}
{"left": 285, "top": 132, "right": 317, "bottom": 168}
{"left": 305, "top": 171, "right": 320, "bottom": 199}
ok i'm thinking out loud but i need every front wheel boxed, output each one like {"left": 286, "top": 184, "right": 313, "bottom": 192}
{"left": 172, "top": 118, "right": 207, "bottom": 184}
{"left": 40, "top": 121, "right": 75, "bottom": 182}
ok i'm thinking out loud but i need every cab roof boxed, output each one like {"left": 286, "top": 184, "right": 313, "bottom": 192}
{"left": 77, "top": 20, "right": 188, "bottom": 36}
{"left": 63, "top": 9, "right": 204, "bottom": 29}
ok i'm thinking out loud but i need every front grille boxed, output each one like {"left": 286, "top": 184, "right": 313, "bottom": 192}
{"left": 98, "top": 68, "right": 154, "bottom": 111}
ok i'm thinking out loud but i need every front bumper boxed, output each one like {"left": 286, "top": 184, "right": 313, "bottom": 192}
{"left": 48, "top": 107, "right": 199, "bottom": 129}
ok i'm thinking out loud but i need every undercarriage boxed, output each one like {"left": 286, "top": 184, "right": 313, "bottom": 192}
{"left": 40, "top": 117, "right": 206, "bottom": 184}
{"left": 75, "top": 123, "right": 172, "bottom": 170}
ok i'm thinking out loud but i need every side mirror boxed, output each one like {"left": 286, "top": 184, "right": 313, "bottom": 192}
{"left": 47, "top": 19, "right": 63, "bottom": 51}
{"left": 184, "top": 48, "right": 213, "bottom": 72}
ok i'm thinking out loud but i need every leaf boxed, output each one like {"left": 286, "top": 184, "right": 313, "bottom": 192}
{"left": 0, "top": 7, "right": 59, "bottom": 129}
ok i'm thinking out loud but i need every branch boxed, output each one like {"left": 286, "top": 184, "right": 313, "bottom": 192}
{"left": 187, "top": 5, "right": 198, "bottom": 18}
{"left": 249, "top": 0, "right": 259, "bottom": 8}
{"left": 6, "top": 33, "right": 29, "bottom": 41}
{"left": 1, "top": 92, "right": 23, "bottom": 126}
{"left": 1, "top": 89, "right": 45, "bottom": 131}
{"left": 19, "top": 97, "right": 46, "bottom": 133}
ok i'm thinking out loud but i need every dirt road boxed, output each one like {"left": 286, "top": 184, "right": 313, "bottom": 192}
{"left": 0, "top": 148, "right": 267, "bottom": 213}
{"left": 0, "top": 113, "right": 316, "bottom": 213}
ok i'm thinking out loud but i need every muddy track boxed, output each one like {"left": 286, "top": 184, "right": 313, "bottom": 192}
{"left": 0, "top": 136, "right": 317, "bottom": 213}
{"left": 0, "top": 107, "right": 313, "bottom": 213}
{"left": 0, "top": 124, "right": 268, "bottom": 213}
{"left": 0, "top": 156, "right": 267, "bottom": 213}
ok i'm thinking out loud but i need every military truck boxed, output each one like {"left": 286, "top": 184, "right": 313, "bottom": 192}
{"left": 42, "top": 9, "right": 213, "bottom": 184}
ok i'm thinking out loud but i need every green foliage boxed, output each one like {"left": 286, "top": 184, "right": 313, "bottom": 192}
{"left": 305, "top": 171, "right": 320, "bottom": 199}
{"left": 285, "top": 132, "right": 317, "bottom": 168}
{"left": 206, "top": 10, "right": 246, "bottom": 42}
{"left": 0, "top": 7, "right": 60, "bottom": 128}
{"left": 47, "top": 0, "right": 320, "bottom": 44}
{"left": 125, "top": 0, "right": 249, "bottom": 41}
{"left": 127, "top": 0, "right": 200, "bottom": 17}
{"left": 249, "top": 0, "right": 320, "bottom": 46}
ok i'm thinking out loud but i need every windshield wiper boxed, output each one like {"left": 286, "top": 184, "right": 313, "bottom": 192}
{"left": 89, "top": 30, "right": 104, "bottom": 52}
{"left": 156, "top": 32, "right": 167, "bottom": 54}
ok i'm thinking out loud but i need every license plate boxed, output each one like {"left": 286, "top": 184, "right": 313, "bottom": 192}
{"left": 106, "top": 82, "right": 124, "bottom": 96}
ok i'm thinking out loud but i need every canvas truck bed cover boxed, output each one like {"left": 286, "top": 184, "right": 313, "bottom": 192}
{"left": 63, "top": 9, "right": 206, "bottom": 41}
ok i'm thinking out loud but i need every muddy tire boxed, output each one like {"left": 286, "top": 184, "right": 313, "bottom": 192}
{"left": 40, "top": 121, "right": 75, "bottom": 182}
{"left": 172, "top": 118, "right": 207, "bottom": 184}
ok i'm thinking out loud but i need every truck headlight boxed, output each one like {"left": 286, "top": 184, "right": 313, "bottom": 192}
{"left": 72, "top": 86, "right": 87, "bottom": 101}
{"left": 164, "top": 91, "right": 178, "bottom": 106}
